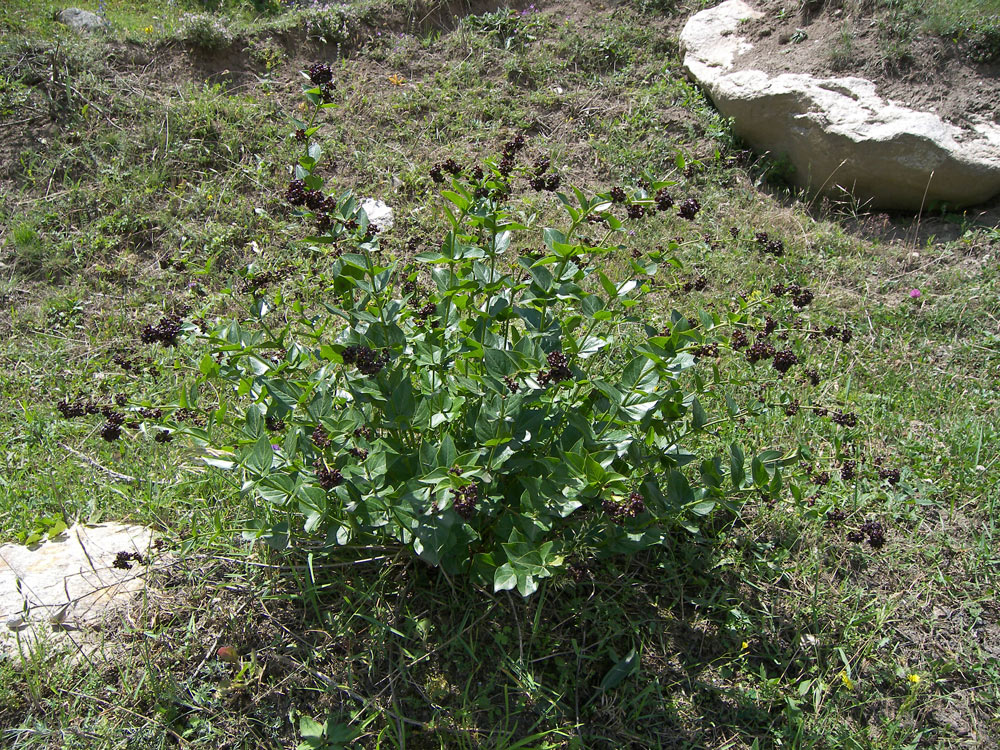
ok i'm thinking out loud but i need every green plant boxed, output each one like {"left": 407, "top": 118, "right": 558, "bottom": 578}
{"left": 829, "top": 24, "right": 855, "bottom": 70}
{"left": 177, "top": 12, "right": 233, "bottom": 50}
{"left": 296, "top": 713, "right": 358, "bottom": 750}
{"left": 163, "top": 71, "right": 806, "bottom": 598}
{"left": 463, "top": 6, "right": 542, "bottom": 50}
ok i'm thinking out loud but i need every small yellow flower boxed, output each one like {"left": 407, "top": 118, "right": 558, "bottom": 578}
{"left": 206, "top": 194, "right": 213, "bottom": 201}
{"left": 839, "top": 670, "right": 855, "bottom": 690}
{"left": 388, "top": 73, "right": 406, "bottom": 86}
{"left": 741, "top": 641, "right": 749, "bottom": 650}
{"left": 907, "top": 673, "right": 921, "bottom": 685}
{"left": 143, "top": 26, "right": 154, "bottom": 34}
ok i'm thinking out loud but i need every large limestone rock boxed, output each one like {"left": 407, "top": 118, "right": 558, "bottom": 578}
{"left": 679, "top": 0, "right": 1000, "bottom": 209}
{"left": 55, "top": 8, "right": 109, "bottom": 33}
{"left": 1, "top": 523, "right": 163, "bottom": 657}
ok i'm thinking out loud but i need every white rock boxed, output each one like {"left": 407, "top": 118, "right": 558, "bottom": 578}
{"left": 55, "top": 8, "right": 109, "bottom": 32}
{"left": 0, "top": 523, "right": 163, "bottom": 657}
{"left": 679, "top": 0, "right": 1000, "bottom": 209}
{"left": 361, "top": 198, "right": 394, "bottom": 230}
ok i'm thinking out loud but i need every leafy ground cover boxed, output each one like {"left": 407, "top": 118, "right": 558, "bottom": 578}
{"left": 1, "top": 0, "right": 998, "bottom": 747}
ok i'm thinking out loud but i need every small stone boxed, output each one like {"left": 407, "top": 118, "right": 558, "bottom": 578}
{"left": 361, "top": 199, "right": 394, "bottom": 230}
{"left": 55, "top": 8, "right": 109, "bottom": 32}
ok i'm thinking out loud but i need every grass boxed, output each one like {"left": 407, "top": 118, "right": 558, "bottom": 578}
{"left": 1, "top": 0, "right": 998, "bottom": 747}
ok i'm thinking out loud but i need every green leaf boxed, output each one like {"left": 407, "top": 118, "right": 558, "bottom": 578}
{"left": 730, "top": 442, "right": 746, "bottom": 489}
{"left": 666, "top": 469, "right": 694, "bottom": 505}
{"left": 691, "top": 397, "right": 707, "bottom": 430}
{"left": 484, "top": 347, "right": 515, "bottom": 378}
{"left": 246, "top": 435, "right": 273, "bottom": 476}
{"left": 298, "top": 715, "right": 325, "bottom": 740}
{"left": 494, "top": 563, "right": 518, "bottom": 592}
{"left": 751, "top": 456, "right": 769, "bottom": 487}
{"left": 199, "top": 353, "right": 218, "bottom": 376}
{"left": 599, "top": 649, "right": 638, "bottom": 691}
{"left": 542, "top": 227, "right": 566, "bottom": 251}
{"left": 598, "top": 271, "right": 617, "bottom": 299}
{"left": 441, "top": 190, "right": 469, "bottom": 211}
{"left": 690, "top": 500, "right": 716, "bottom": 516}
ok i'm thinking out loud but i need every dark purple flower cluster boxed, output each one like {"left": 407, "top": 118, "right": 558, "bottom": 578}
{"left": 791, "top": 286, "right": 814, "bottom": 308}
{"left": 772, "top": 348, "right": 798, "bottom": 374}
{"left": 429, "top": 164, "right": 444, "bottom": 183}
{"left": 349, "top": 447, "right": 368, "bottom": 460}
{"left": 677, "top": 197, "right": 701, "bottom": 220}
{"left": 342, "top": 345, "right": 388, "bottom": 376}
{"left": 878, "top": 467, "right": 901, "bottom": 486}
{"left": 504, "top": 133, "right": 526, "bottom": 153}
{"left": 286, "top": 179, "right": 307, "bottom": 205}
{"left": 602, "top": 491, "right": 645, "bottom": 525}
{"left": 731, "top": 329, "right": 749, "bottom": 349}
{"left": 694, "top": 342, "right": 719, "bottom": 358}
{"left": 57, "top": 398, "right": 87, "bottom": 418}
{"left": 626, "top": 202, "right": 647, "bottom": 220}
{"left": 154, "top": 430, "right": 172, "bottom": 443}
{"left": 754, "top": 232, "right": 784, "bottom": 256}
{"left": 825, "top": 508, "right": 846, "bottom": 527}
{"left": 442, "top": 158, "right": 462, "bottom": 176}
{"left": 609, "top": 186, "right": 627, "bottom": 204}
{"left": 312, "top": 425, "right": 331, "bottom": 449}
{"left": 655, "top": 189, "right": 674, "bottom": 212}
{"left": 498, "top": 153, "right": 515, "bottom": 177}
{"left": 745, "top": 339, "right": 776, "bottom": 364}
{"left": 354, "top": 426, "right": 373, "bottom": 440}
{"left": 538, "top": 350, "right": 572, "bottom": 386}
{"left": 848, "top": 519, "right": 885, "bottom": 548}
{"left": 683, "top": 275, "right": 708, "bottom": 292}
{"left": 784, "top": 400, "right": 800, "bottom": 416}
{"left": 804, "top": 368, "right": 821, "bottom": 386}
{"left": 174, "top": 408, "right": 207, "bottom": 427}
{"left": 266, "top": 416, "right": 285, "bottom": 432}
{"left": 823, "top": 324, "right": 853, "bottom": 343}
{"left": 529, "top": 156, "right": 560, "bottom": 192}
{"left": 416, "top": 302, "right": 436, "bottom": 322}
{"left": 832, "top": 410, "right": 858, "bottom": 427}
{"left": 840, "top": 459, "right": 857, "bottom": 481}
{"left": 294, "top": 128, "right": 307, "bottom": 142}
{"left": 314, "top": 460, "right": 343, "bottom": 490}
{"left": 770, "top": 283, "right": 814, "bottom": 308}
{"left": 113, "top": 550, "right": 145, "bottom": 570}
{"left": 811, "top": 470, "right": 830, "bottom": 486}
{"left": 452, "top": 483, "right": 478, "bottom": 519}
{"left": 100, "top": 411, "right": 125, "bottom": 442}
{"left": 309, "top": 62, "right": 333, "bottom": 85}
{"left": 503, "top": 376, "right": 519, "bottom": 393}
{"left": 140, "top": 313, "right": 183, "bottom": 346}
